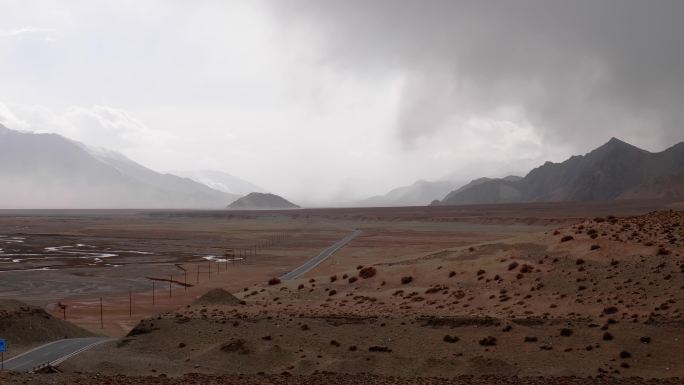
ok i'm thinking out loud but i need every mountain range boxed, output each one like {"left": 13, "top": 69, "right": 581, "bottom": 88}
{"left": 433, "top": 138, "right": 684, "bottom": 206}
{"left": 3, "top": 122, "right": 682, "bottom": 209}
{"left": 0, "top": 124, "right": 248, "bottom": 209}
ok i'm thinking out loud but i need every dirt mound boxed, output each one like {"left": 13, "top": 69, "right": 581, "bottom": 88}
{"left": 0, "top": 299, "right": 93, "bottom": 349}
{"left": 192, "top": 288, "right": 243, "bottom": 306}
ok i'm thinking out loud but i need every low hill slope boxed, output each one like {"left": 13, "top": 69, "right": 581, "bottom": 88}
{"left": 0, "top": 299, "right": 94, "bottom": 353}
{"left": 192, "top": 289, "right": 243, "bottom": 307}
{"left": 227, "top": 192, "right": 299, "bottom": 210}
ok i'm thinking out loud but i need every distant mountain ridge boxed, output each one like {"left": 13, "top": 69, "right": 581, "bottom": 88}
{"left": 227, "top": 192, "right": 299, "bottom": 210}
{"left": 358, "top": 179, "right": 463, "bottom": 207}
{"left": 174, "top": 170, "right": 265, "bottom": 196}
{"left": 0, "top": 123, "right": 240, "bottom": 208}
{"left": 435, "top": 138, "right": 684, "bottom": 206}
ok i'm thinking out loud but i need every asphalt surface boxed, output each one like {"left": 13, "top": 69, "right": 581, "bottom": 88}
{"left": 2, "top": 337, "right": 112, "bottom": 372}
{"left": 280, "top": 229, "right": 361, "bottom": 280}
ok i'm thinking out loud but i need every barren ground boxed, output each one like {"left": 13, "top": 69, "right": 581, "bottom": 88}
{"left": 1, "top": 200, "right": 683, "bottom": 383}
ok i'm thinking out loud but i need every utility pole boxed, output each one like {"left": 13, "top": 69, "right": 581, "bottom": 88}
{"left": 58, "top": 302, "right": 66, "bottom": 320}
{"left": 129, "top": 288, "right": 132, "bottom": 318}
{"left": 99, "top": 297, "right": 103, "bottom": 329}
{"left": 184, "top": 270, "right": 187, "bottom": 292}
{"left": 169, "top": 275, "right": 173, "bottom": 297}
{"left": 152, "top": 281, "right": 156, "bottom": 305}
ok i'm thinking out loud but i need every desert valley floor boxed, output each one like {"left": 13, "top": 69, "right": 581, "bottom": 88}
{"left": 1, "top": 200, "right": 684, "bottom": 384}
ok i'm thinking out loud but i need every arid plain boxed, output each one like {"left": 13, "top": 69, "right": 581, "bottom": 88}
{"left": 1, "top": 200, "right": 684, "bottom": 384}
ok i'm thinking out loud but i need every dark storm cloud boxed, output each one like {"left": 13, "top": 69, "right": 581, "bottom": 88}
{"left": 268, "top": 0, "right": 684, "bottom": 150}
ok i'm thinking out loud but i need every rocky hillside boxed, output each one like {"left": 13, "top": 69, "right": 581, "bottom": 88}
{"left": 436, "top": 138, "right": 684, "bottom": 205}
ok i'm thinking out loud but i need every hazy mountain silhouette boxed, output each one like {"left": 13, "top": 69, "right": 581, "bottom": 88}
{"left": 357, "top": 179, "right": 463, "bottom": 207}
{"left": 435, "top": 138, "right": 684, "bottom": 206}
{"left": 438, "top": 176, "right": 523, "bottom": 205}
{"left": 227, "top": 192, "right": 299, "bottom": 210}
{"left": 174, "top": 170, "right": 265, "bottom": 196}
{"left": 0, "top": 124, "right": 239, "bottom": 208}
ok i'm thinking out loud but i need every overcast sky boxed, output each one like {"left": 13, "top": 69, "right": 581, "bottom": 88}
{"left": 1, "top": 0, "right": 683, "bottom": 204}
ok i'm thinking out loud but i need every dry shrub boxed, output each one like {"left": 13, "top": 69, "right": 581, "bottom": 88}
{"left": 368, "top": 346, "right": 391, "bottom": 352}
{"left": 359, "top": 266, "right": 377, "bottom": 279}
{"left": 479, "top": 336, "right": 497, "bottom": 346}
{"left": 443, "top": 335, "right": 459, "bottom": 343}
{"left": 220, "top": 339, "right": 250, "bottom": 354}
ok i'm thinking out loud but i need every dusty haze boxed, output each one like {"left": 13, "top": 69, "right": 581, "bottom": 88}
{"left": 0, "top": 0, "right": 683, "bottom": 206}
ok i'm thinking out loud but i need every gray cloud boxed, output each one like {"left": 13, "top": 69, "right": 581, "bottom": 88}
{"left": 2, "top": 1, "right": 682, "bottom": 204}
{"left": 268, "top": 0, "right": 684, "bottom": 150}
{"left": 0, "top": 26, "right": 57, "bottom": 41}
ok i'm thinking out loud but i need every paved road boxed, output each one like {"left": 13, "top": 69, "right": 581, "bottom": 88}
{"left": 280, "top": 229, "right": 361, "bottom": 280}
{"left": 1, "top": 230, "right": 359, "bottom": 371}
{"left": 3, "top": 337, "right": 112, "bottom": 372}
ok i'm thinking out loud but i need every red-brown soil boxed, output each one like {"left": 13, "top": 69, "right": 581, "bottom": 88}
{"left": 2, "top": 202, "right": 683, "bottom": 383}
{"left": 2, "top": 372, "right": 684, "bottom": 385}
{"left": 61, "top": 209, "right": 684, "bottom": 379}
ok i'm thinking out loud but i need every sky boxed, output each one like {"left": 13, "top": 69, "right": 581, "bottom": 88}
{"left": 1, "top": 0, "right": 683, "bottom": 205}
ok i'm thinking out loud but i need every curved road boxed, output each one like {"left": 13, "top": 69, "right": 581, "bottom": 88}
{"left": 280, "top": 229, "right": 361, "bottom": 280}
{"left": 3, "top": 337, "right": 112, "bottom": 372}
